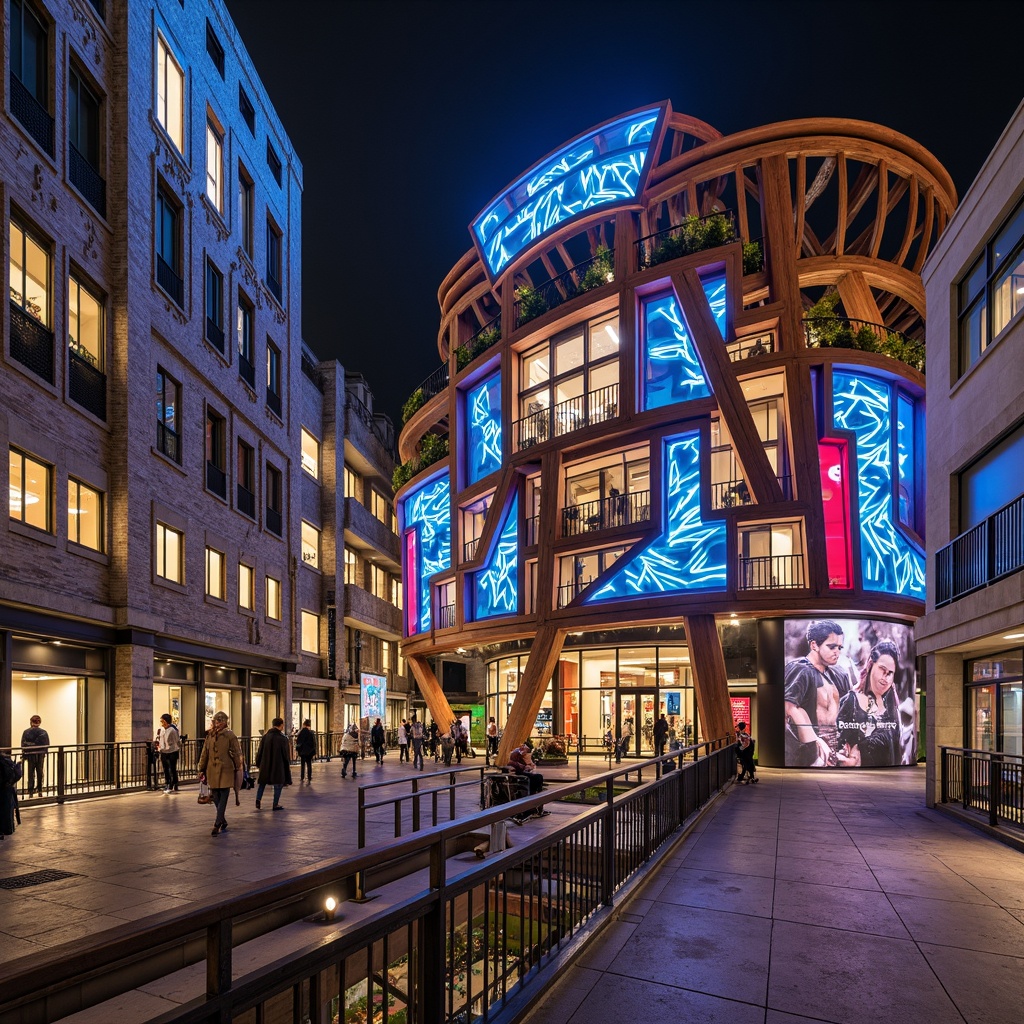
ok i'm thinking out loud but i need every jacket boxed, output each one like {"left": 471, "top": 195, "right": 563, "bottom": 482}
{"left": 340, "top": 729, "right": 360, "bottom": 754}
{"left": 295, "top": 727, "right": 316, "bottom": 758}
{"left": 156, "top": 724, "right": 180, "bottom": 754}
{"left": 198, "top": 728, "right": 242, "bottom": 789}
{"left": 255, "top": 728, "right": 293, "bottom": 785}
{"left": 370, "top": 724, "right": 385, "bottom": 747}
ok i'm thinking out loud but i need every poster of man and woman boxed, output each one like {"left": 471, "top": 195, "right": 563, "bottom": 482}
{"left": 784, "top": 617, "right": 916, "bottom": 768}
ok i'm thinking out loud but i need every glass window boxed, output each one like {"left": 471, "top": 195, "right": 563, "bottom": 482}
{"left": 266, "top": 575, "right": 281, "bottom": 619}
{"left": 266, "top": 218, "right": 282, "bottom": 297}
{"left": 206, "top": 118, "right": 223, "bottom": 212}
{"left": 9, "top": 448, "right": 51, "bottom": 531}
{"left": 156, "top": 34, "right": 184, "bottom": 153}
{"left": 267, "top": 341, "right": 280, "bottom": 396}
{"left": 68, "top": 478, "right": 103, "bottom": 551}
{"left": 370, "top": 564, "right": 389, "bottom": 600}
{"left": 156, "top": 522, "right": 183, "bottom": 582}
{"left": 238, "top": 562, "right": 253, "bottom": 610}
{"left": 301, "top": 521, "right": 320, "bottom": 569}
{"left": 370, "top": 489, "right": 390, "bottom": 525}
{"left": 205, "top": 19, "right": 224, "bottom": 77}
{"left": 68, "top": 66, "right": 101, "bottom": 172}
{"left": 156, "top": 186, "right": 179, "bottom": 273}
{"left": 238, "top": 165, "right": 254, "bottom": 256}
{"left": 301, "top": 610, "right": 319, "bottom": 653}
{"left": 156, "top": 367, "right": 181, "bottom": 463}
{"left": 9, "top": 219, "right": 50, "bottom": 326}
{"left": 300, "top": 428, "right": 319, "bottom": 479}
{"left": 344, "top": 547, "right": 358, "bottom": 584}
{"left": 344, "top": 465, "right": 360, "bottom": 501}
{"left": 266, "top": 463, "right": 282, "bottom": 535}
{"left": 11, "top": 0, "right": 48, "bottom": 105}
{"left": 205, "top": 260, "right": 223, "bottom": 346}
{"left": 205, "top": 546, "right": 224, "bottom": 599}
{"left": 69, "top": 272, "right": 103, "bottom": 369}
{"left": 266, "top": 141, "right": 282, "bottom": 185}
{"left": 206, "top": 409, "right": 225, "bottom": 472}
{"left": 238, "top": 85, "right": 255, "bottom": 134}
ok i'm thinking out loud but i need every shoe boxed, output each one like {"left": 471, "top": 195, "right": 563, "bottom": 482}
{"left": 273, "top": 805, "right": 283, "bottom": 811}
{"left": 341, "top": 773, "right": 346, "bottom": 779}
{"left": 211, "top": 827, "right": 220, "bottom": 836}
{"left": 172, "top": 787, "right": 179, "bottom": 793}
{"left": 255, "top": 800, "right": 261, "bottom": 809}
{"left": 352, "top": 773, "right": 358, "bottom": 778}
{"left": 220, "top": 821, "right": 228, "bottom": 831}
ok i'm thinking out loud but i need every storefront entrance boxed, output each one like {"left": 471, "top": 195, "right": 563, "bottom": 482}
{"left": 618, "top": 691, "right": 656, "bottom": 757}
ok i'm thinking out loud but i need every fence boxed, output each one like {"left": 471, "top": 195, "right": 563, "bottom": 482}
{"left": 0, "top": 741, "right": 735, "bottom": 1024}
{"left": 940, "top": 746, "right": 1024, "bottom": 829}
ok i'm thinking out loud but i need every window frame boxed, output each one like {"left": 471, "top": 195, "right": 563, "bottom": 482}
{"left": 300, "top": 610, "right": 319, "bottom": 654}
{"left": 266, "top": 140, "right": 282, "bottom": 185}
{"left": 266, "top": 574, "right": 282, "bottom": 620}
{"left": 68, "top": 269, "right": 104, "bottom": 371}
{"left": 205, "top": 115, "right": 224, "bottom": 213}
{"left": 238, "top": 84, "right": 255, "bottom": 135}
{"left": 205, "top": 19, "right": 225, "bottom": 77}
{"left": 68, "top": 62, "right": 102, "bottom": 173}
{"left": 265, "top": 216, "right": 283, "bottom": 300}
{"left": 301, "top": 520, "right": 320, "bottom": 569}
{"left": 9, "top": 216, "right": 52, "bottom": 327}
{"left": 205, "top": 258, "right": 223, "bottom": 349}
{"left": 67, "top": 477, "right": 104, "bottom": 553}
{"left": 238, "top": 561, "right": 254, "bottom": 610}
{"left": 9, "top": 447, "right": 53, "bottom": 532}
{"left": 156, "top": 520, "right": 184, "bottom": 583}
{"left": 265, "top": 462, "right": 283, "bottom": 536}
{"left": 155, "top": 33, "right": 184, "bottom": 154}
{"left": 156, "top": 366, "right": 181, "bottom": 463}
{"left": 205, "top": 545, "right": 225, "bottom": 600}
{"left": 300, "top": 428, "right": 319, "bottom": 480}
{"left": 238, "top": 164, "right": 254, "bottom": 257}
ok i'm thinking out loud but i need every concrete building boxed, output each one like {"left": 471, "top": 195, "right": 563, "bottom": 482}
{"left": 397, "top": 102, "right": 954, "bottom": 766}
{"left": 2, "top": 0, "right": 407, "bottom": 759}
{"left": 918, "top": 99, "right": 1024, "bottom": 803}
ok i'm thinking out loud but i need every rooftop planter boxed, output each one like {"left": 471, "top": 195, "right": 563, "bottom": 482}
{"left": 803, "top": 294, "right": 925, "bottom": 373}
{"left": 393, "top": 432, "right": 449, "bottom": 491}
{"left": 455, "top": 314, "right": 502, "bottom": 371}
{"left": 636, "top": 211, "right": 763, "bottom": 274}
{"left": 514, "top": 246, "right": 615, "bottom": 328}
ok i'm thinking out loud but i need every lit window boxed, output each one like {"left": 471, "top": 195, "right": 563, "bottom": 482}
{"left": 69, "top": 272, "right": 103, "bottom": 370}
{"left": 206, "top": 546, "right": 225, "bottom": 599}
{"left": 9, "top": 219, "right": 50, "bottom": 326}
{"left": 300, "top": 428, "right": 319, "bottom": 479}
{"left": 301, "top": 521, "right": 320, "bottom": 569}
{"left": 344, "top": 465, "right": 359, "bottom": 502}
{"left": 238, "top": 562, "right": 254, "bottom": 610}
{"left": 370, "top": 563, "right": 389, "bottom": 601}
{"left": 156, "top": 35, "right": 184, "bottom": 153}
{"left": 156, "top": 521, "right": 183, "bottom": 583}
{"left": 344, "top": 547, "right": 358, "bottom": 585}
{"left": 68, "top": 478, "right": 103, "bottom": 551}
{"left": 266, "top": 575, "right": 281, "bottom": 619}
{"left": 238, "top": 165, "right": 253, "bottom": 256}
{"left": 301, "top": 610, "right": 319, "bottom": 653}
{"left": 9, "top": 448, "right": 51, "bottom": 532}
{"left": 206, "top": 118, "right": 223, "bottom": 212}
{"left": 370, "top": 489, "right": 391, "bottom": 526}
{"left": 156, "top": 367, "right": 181, "bottom": 463}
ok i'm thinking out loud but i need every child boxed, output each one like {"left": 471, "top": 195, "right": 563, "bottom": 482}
{"left": 735, "top": 722, "right": 757, "bottom": 783}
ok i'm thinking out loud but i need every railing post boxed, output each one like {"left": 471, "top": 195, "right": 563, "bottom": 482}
{"left": 357, "top": 786, "right": 366, "bottom": 849}
{"left": 113, "top": 742, "right": 120, "bottom": 791}
{"left": 449, "top": 771, "right": 457, "bottom": 821}
{"left": 962, "top": 751, "right": 970, "bottom": 809}
{"left": 990, "top": 753, "right": 1002, "bottom": 827}
{"left": 602, "top": 777, "right": 615, "bottom": 906}
{"left": 412, "top": 778, "right": 420, "bottom": 832}
{"left": 57, "top": 745, "right": 66, "bottom": 804}
{"left": 420, "top": 836, "right": 447, "bottom": 1023}
{"left": 940, "top": 747, "right": 948, "bottom": 804}
{"left": 206, "top": 918, "right": 232, "bottom": 999}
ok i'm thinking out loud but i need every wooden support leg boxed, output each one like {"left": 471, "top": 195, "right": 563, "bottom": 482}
{"left": 684, "top": 614, "right": 733, "bottom": 745}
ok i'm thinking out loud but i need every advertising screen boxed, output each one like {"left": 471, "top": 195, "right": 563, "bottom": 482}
{"left": 783, "top": 618, "right": 916, "bottom": 768}
{"left": 730, "top": 696, "right": 751, "bottom": 728}
{"left": 360, "top": 673, "right": 386, "bottom": 721}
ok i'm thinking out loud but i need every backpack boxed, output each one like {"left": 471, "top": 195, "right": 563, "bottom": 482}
{"left": 1, "top": 753, "right": 23, "bottom": 787}
{"left": 411, "top": 721, "right": 424, "bottom": 740}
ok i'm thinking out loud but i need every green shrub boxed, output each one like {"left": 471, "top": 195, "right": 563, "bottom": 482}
{"left": 515, "top": 285, "right": 549, "bottom": 324}
{"left": 576, "top": 246, "right": 614, "bottom": 294}
{"left": 742, "top": 240, "right": 763, "bottom": 275}
{"left": 649, "top": 212, "right": 738, "bottom": 267}
{"left": 418, "top": 433, "right": 448, "bottom": 468}
{"left": 401, "top": 388, "right": 425, "bottom": 424}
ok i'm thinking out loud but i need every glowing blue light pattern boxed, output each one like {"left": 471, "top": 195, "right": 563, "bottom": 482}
{"left": 896, "top": 392, "right": 915, "bottom": 529}
{"left": 472, "top": 108, "right": 661, "bottom": 277}
{"left": 585, "top": 431, "right": 726, "bottom": 601}
{"left": 401, "top": 473, "right": 452, "bottom": 634}
{"left": 472, "top": 494, "right": 519, "bottom": 619}
{"left": 643, "top": 292, "right": 712, "bottom": 411}
{"left": 465, "top": 372, "right": 503, "bottom": 486}
{"left": 698, "top": 268, "right": 727, "bottom": 339}
{"left": 832, "top": 372, "right": 924, "bottom": 598}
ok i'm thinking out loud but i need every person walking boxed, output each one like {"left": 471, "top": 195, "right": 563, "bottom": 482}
{"left": 429, "top": 722, "right": 440, "bottom": 761}
{"left": 340, "top": 724, "right": 360, "bottom": 778}
{"left": 409, "top": 715, "right": 425, "bottom": 770}
{"left": 198, "top": 711, "right": 243, "bottom": 836}
{"left": 254, "top": 718, "right": 292, "bottom": 809}
{"left": 370, "top": 718, "right": 386, "bottom": 765}
{"left": 451, "top": 720, "right": 463, "bottom": 765}
{"left": 735, "top": 722, "right": 757, "bottom": 783}
{"left": 653, "top": 713, "right": 669, "bottom": 757}
{"left": 295, "top": 719, "right": 316, "bottom": 782}
{"left": 616, "top": 718, "right": 633, "bottom": 763}
{"left": 486, "top": 717, "right": 499, "bottom": 762}
{"left": 155, "top": 713, "right": 181, "bottom": 792}
{"left": 397, "top": 720, "right": 409, "bottom": 763}
{"left": 20, "top": 715, "right": 49, "bottom": 797}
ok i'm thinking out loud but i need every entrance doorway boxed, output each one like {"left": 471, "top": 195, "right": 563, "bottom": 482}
{"left": 618, "top": 691, "right": 655, "bottom": 757}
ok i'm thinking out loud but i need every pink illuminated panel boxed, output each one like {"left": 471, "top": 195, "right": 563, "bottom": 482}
{"left": 404, "top": 530, "right": 419, "bottom": 635}
{"left": 818, "top": 441, "right": 852, "bottom": 588}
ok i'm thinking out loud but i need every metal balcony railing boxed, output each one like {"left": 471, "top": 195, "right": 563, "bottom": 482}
{"left": 266, "top": 274, "right": 282, "bottom": 304}
{"left": 157, "top": 421, "right": 181, "bottom": 464}
{"left": 10, "top": 73, "right": 54, "bottom": 156}
{"left": 562, "top": 490, "right": 651, "bottom": 537}
{"left": 206, "top": 461, "right": 227, "bottom": 499}
{"left": 711, "top": 478, "right": 753, "bottom": 510}
{"left": 237, "top": 484, "right": 255, "bottom": 519}
{"left": 266, "top": 387, "right": 282, "bottom": 418}
{"left": 239, "top": 353, "right": 256, "bottom": 389}
{"left": 69, "top": 143, "right": 106, "bottom": 217}
{"left": 737, "top": 553, "right": 806, "bottom": 590}
{"left": 941, "top": 746, "right": 1024, "bottom": 829}
{"left": 558, "top": 576, "right": 595, "bottom": 608}
{"left": 936, "top": 491, "right": 1024, "bottom": 606}
{"left": 726, "top": 332, "right": 774, "bottom": 362}
{"left": 69, "top": 349, "right": 107, "bottom": 420}
{"left": 266, "top": 506, "right": 282, "bottom": 536}
{"left": 156, "top": 255, "right": 184, "bottom": 307}
{"left": 526, "top": 514, "right": 539, "bottom": 546}
{"left": 436, "top": 602, "right": 456, "bottom": 629}
{"left": 463, "top": 537, "right": 480, "bottom": 561}
{"left": 205, "top": 317, "right": 224, "bottom": 353}
{"left": 635, "top": 210, "right": 736, "bottom": 269}
{"left": 10, "top": 301, "right": 54, "bottom": 384}
{"left": 513, "top": 248, "right": 615, "bottom": 328}
{"left": 514, "top": 382, "right": 618, "bottom": 451}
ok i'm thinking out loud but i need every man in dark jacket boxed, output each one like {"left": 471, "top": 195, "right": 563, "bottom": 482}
{"left": 255, "top": 718, "right": 292, "bottom": 810}
{"left": 653, "top": 714, "right": 669, "bottom": 756}
{"left": 20, "top": 715, "right": 49, "bottom": 796}
{"left": 294, "top": 719, "right": 316, "bottom": 782}
{"left": 370, "top": 718, "right": 386, "bottom": 764}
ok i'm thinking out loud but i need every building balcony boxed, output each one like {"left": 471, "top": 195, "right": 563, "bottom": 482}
{"left": 514, "top": 383, "right": 618, "bottom": 452}
{"left": 936, "top": 492, "right": 1024, "bottom": 606}
{"left": 345, "top": 392, "right": 396, "bottom": 468}
{"left": 344, "top": 583, "right": 401, "bottom": 635}
{"left": 239, "top": 353, "right": 256, "bottom": 389}
{"left": 10, "top": 302, "right": 54, "bottom": 384}
{"left": 562, "top": 490, "right": 651, "bottom": 537}
{"left": 464, "top": 537, "right": 480, "bottom": 561}
{"left": 156, "top": 256, "right": 184, "bottom": 308}
{"left": 69, "top": 349, "right": 106, "bottom": 420}
{"left": 206, "top": 461, "right": 227, "bottom": 500}
{"left": 513, "top": 248, "right": 614, "bottom": 328}
{"left": 10, "top": 73, "right": 54, "bottom": 156}
{"left": 69, "top": 144, "right": 106, "bottom": 218}
{"left": 344, "top": 498, "right": 400, "bottom": 564}
{"left": 157, "top": 421, "right": 180, "bottom": 464}
{"left": 737, "top": 554, "right": 806, "bottom": 590}
{"left": 436, "top": 603, "right": 456, "bottom": 629}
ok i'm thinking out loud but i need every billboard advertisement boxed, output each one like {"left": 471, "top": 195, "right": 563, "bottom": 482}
{"left": 730, "top": 696, "right": 751, "bottom": 728}
{"left": 784, "top": 618, "right": 916, "bottom": 768}
{"left": 360, "top": 673, "right": 386, "bottom": 721}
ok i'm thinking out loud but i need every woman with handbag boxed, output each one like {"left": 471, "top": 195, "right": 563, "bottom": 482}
{"left": 198, "top": 711, "right": 243, "bottom": 836}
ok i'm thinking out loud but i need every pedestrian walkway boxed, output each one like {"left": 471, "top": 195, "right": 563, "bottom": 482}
{"left": 521, "top": 767, "right": 1024, "bottom": 1024}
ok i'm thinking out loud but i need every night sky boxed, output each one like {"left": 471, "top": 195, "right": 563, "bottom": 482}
{"left": 224, "top": 0, "right": 1024, "bottom": 427}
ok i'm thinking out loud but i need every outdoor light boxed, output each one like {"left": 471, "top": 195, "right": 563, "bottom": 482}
{"left": 324, "top": 896, "right": 337, "bottom": 920}
{"left": 1003, "top": 632, "right": 1024, "bottom": 640}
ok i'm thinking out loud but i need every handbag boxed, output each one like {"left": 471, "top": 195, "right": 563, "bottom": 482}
{"left": 197, "top": 780, "right": 213, "bottom": 804}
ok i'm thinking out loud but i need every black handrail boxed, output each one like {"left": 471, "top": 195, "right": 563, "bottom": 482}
{"left": 562, "top": 490, "right": 651, "bottom": 536}
{"left": 513, "top": 248, "right": 615, "bottom": 327}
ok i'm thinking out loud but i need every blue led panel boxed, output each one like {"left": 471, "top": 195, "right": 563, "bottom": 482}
{"left": 643, "top": 292, "right": 712, "bottom": 411}
{"left": 896, "top": 392, "right": 915, "bottom": 529}
{"left": 698, "top": 268, "right": 727, "bottom": 339}
{"left": 472, "top": 108, "right": 661, "bottom": 277}
{"left": 472, "top": 493, "right": 519, "bottom": 619}
{"left": 832, "top": 371, "right": 924, "bottom": 599}
{"left": 586, "top": 430, "right": 726, "bottom": 601}
{"left": 465, "top": 372, "right": 503, "bottom": 485}
{"left": 401, "top": 472, "right": 452, "bottom": 634}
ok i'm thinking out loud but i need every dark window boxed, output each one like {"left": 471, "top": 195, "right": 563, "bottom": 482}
{"left": 238, "top": 164, "right": 253, "bottom": 256}
{"left": 265, "top": 217, "right": 282, "bottom": 301}
{"left": 237, "top": 293, "right": 255, "bottom": 388}
{"left": 237, "top": 439, "right": 255, "bottom": 517}
{"left": 68, "top": 66, "right": 105, "bottom": 216}
{"left": 205, "top": 260, "right": 224, "bottom": 352}
{"left": 10, "top": 0, "right": 53, "bottom": 155}
{"left": 266, "top": 339, "right": 281, "bottom": 417}
{"left": 156, "top": 185, "right": 183, "bottom": 307}
{"left": 266, "top": 140, "right": 282, "bottom": 185}
{"left": 156, "top": 367, "right": 181, "bottom": 463}
{"left": 238, "top": 84, "right": 255, "bottom": 135}
{"left": 205, "top": 19, "right": 224, "bottom": 77}
{"left": 266, "top": 463, "right": 282, "bottom": 536}
{"left": 206, "top": 408, "right": 227, "bottom": 498}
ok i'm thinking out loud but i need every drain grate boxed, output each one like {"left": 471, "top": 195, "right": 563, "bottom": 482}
{"left": 0, "top": 869, "right": 81, "bottom": 890}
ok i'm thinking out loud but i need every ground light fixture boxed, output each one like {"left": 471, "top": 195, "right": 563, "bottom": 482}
{"left": 306, "top": 895, "right": 339, "bottom": 924}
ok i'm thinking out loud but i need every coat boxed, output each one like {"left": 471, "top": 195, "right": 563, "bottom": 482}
{"left": 198, "top": 728, "right": 242, "bottom": 789}
{"left": 255, "top": 728, "right": 293, "bottom": 785}
{"left": 295, "top": 727, "right": 316, "bottom": 758}
{"left": 340, "top": 729, "right": 360, "bottom": 754}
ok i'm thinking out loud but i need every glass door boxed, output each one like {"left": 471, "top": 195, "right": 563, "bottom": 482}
{"left": 969, "top": 685, "right": 995, "bottom": 751}
{"left": 617, "top": 692, "right": 656, "bottom": 757}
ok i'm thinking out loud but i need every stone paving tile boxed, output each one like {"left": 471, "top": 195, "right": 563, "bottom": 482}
{"left": 774, "top": 855, "right": 881, "bottom": 891}
{"left": 890, "top": 892, "right": 1024, "bottom": 956}
{"left": 919, "top": 942, "right": 1024, "bottom": 1024}
{"left": 574, "top": 917, "right": 638, "bottom": 973}
{"left": 869, "top": 863, "right": 998, "bottom": 905}
{"left": 658, "top": 864, "right": 775, "bottom": 918}
{"left": 519, "top": 963, "right": 602, "bottom": 1023}
{"left": 680, "top": 848, "right": 779, "bottom": 878}
{"left": 771, "top": 879, "right": 911, "bottom": 938}
{"left": 0, "top": 896, "right": 104, "bottom": 938}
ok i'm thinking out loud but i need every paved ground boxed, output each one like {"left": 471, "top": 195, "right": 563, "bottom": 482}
{"left": 521, "top": 766, "right": 1024, "bottom": 1024}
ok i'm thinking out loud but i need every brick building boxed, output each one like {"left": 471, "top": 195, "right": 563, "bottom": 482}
{"left": 2, "top": 0, "right": 407, "bottom": 757}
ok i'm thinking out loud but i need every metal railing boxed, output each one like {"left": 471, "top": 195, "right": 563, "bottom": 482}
{"left": 69, "top": 349, "right": 107, "bottom": 420}
{"left": 301, "top": 351, "right": 324, "bottom": 391}
{"left": 0, "top": 741, "right": 734, "bottom": 1024}
{"left": 526, "top": 514, "right": 539, "bottom": 546}
{"left": 726, "top": 331, "right": 774, "bottom": 362}
{"left": 9, "top": 301, "right": 54, "bottom": 384}
{"left": 205, "top": 461, "right": 227, "bottom": 499}
{"left": 464, "top": 537, "right": 480, "bottom": 560}
{"left": 514, "top": 383, "right": 618, "bottom": 451}
{"left": 69, "top": 143, "right": 106, "bottom": 217}
{"left": 238, "top": 352, "right": 256, "bottom": 389}
{"left": 711, "top": 478, "right": 753, "bottom": 510}
{"left": 513, "top": 249, "right": 615, "bottom": 327}
{"left": 266, "top": 505, "right": 283, "bottom": 536}
{"left": 10, "top": 72, "right": 54, "bottom": 156}
{"left": 936, "top": 491, "right": 1024, "bottom": 606}
{"left": 737, "top": 553, "right": 806, "bottom": 589}
{"left": 236, "top": 484, "right": 255, "bottom": 519}
{"left": 562, "top": 490, "right": 650, "bottom": 537}
{"left": 802, "top": 316, "right": 924, "bottom": 371}
{"left": 436, "top": 602, "right": 456, "bottom": 629}
{"left": 558, "top": 576, "right": 595, "bottom": 608}
{"left": 412, "top": 361, "right": 451, "bottom": 404}
{"left": 940, "top": 746, "right": 1024, "bottom": 829}
{"left": 635, "top": 210, "right": 737, "bottom": 269}
{"left": 266, "top": 386, "right": 282, "bottom": 418}
{"left": 205, "top": 316, "right": 224, "bottom": 353}
{"left": 157, "top": 421, "right": 181, "bottom": 463}
{"left": 156, "top": 255, "right": 184, "bottom": 307}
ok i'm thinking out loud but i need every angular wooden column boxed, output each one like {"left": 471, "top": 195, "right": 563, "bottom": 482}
{"left": 684, "top": 614, "right": 733, "bottom": 745}
{"left": 407, "top": 655, "right": 457, "bottom": 732}
{"left": 495, "top": 625, "right": 566, "bottom": 765}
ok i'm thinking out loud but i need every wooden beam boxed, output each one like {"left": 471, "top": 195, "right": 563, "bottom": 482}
{"left": 495, "top": 625, "right": 566, "bottom": 764}
{"left": 684, "top": 614, "right": 733, "bottom": 744}
{"left": 407, "top": 655, "right": 456, "bottom": 733}
{"left": 836, "top": 271, "right": 883, "bottom": 325}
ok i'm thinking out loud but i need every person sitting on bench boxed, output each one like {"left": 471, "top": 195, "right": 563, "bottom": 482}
{"left": 507, "top": 742, "right": 544, "bottom": 798}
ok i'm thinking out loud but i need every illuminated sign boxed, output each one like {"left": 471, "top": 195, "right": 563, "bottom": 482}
{"left": 361, "top": 673, "right": 387, "bottom": 720}
{"left": 465, "top": 371, "right": 502, "bottom": 485}
{"left": 401, "top": 472, "right": 451, "bottom": 635}
{"left": 471, "top": 494, "right": 519, "bottom": 619}
{"left": 642, "top": 291, "right": 712, "bottom": 411}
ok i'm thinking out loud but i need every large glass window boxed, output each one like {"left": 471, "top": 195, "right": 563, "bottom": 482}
{"left": 68, "top": 478, "right": 103, "bottom": 551}
{"left": 370, "top": 488, "right": 393, "bottom": 528}
{"left": 300, "top": 428, "right": 319, "bottom": 479}
{"left": 156, "top": 185, "right": 182, "bottom": 304}
{"left": 10, "top": 219, "right": 50, "bottom": 326}
{"left": 266, "top": 575, "right": 281, "bottom": 619}
{"left": 738, "top": 521, "right": 805, "bottom": 589}
{"left": 238, "top": 562, "right": 254, "bottom": 610}
{"left": 563, "top": 447, "right": 650, "bottom": 535}
{"left": 344, "top": 547, "right": 358, "bottom": 585}
{"left": 69, "top": 272, "right": 103, "bottom": 369}
{"left": 370, "top": 564, "right": 390, "bottom": 601}
{"left": 156, "top": 522, "right": 183, "bottom": 582}
{"left": 301, "top": 521, "right": 320, "bottom": 569}
{"left": 344, "top": 465, "right": 360, "bottom": 501}
{"left": 68, "top": 65, "right": 103, "bottom": 214}
{"left": 9, "top": 448, "right": 51, "bottom": 531}
{"left": 205, "top": 546, "right": 225, "bottom": 599}
{"left": 301, "top": 611, "right": 319, "bottom": 654}
{"left": 517, "top": 313, "right": 619, "bottom": 449}
{"left": 156, "top": 34, "right": 184, "bottom": 153}
{"left": 557, "top": 547, "right": 626, "bottom": 607}
{"left": 968, "top": 653, "right": 1023, "bottom": 754}
{"left": 205, "top": 409, "right": 226, "bottom": 498}
{"left": 206, "top": 117, "right": 223, "bottom": 212}
{"left": 156, "top": 367, "right": 181, "bottom": 463}
{"left": 11, "top": 0, "right": 48, "bottom": 105}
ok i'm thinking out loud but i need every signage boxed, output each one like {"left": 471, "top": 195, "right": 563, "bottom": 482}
{"left": 730, "top": 696, "right": 751, "bottom": 726}
{"left": 360, "top": 673, "right": 386, "bottom": 721}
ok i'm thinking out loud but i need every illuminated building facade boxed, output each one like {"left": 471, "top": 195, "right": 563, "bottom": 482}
{"left": 398, "top": 103, "right": 954, "bottom": 766}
